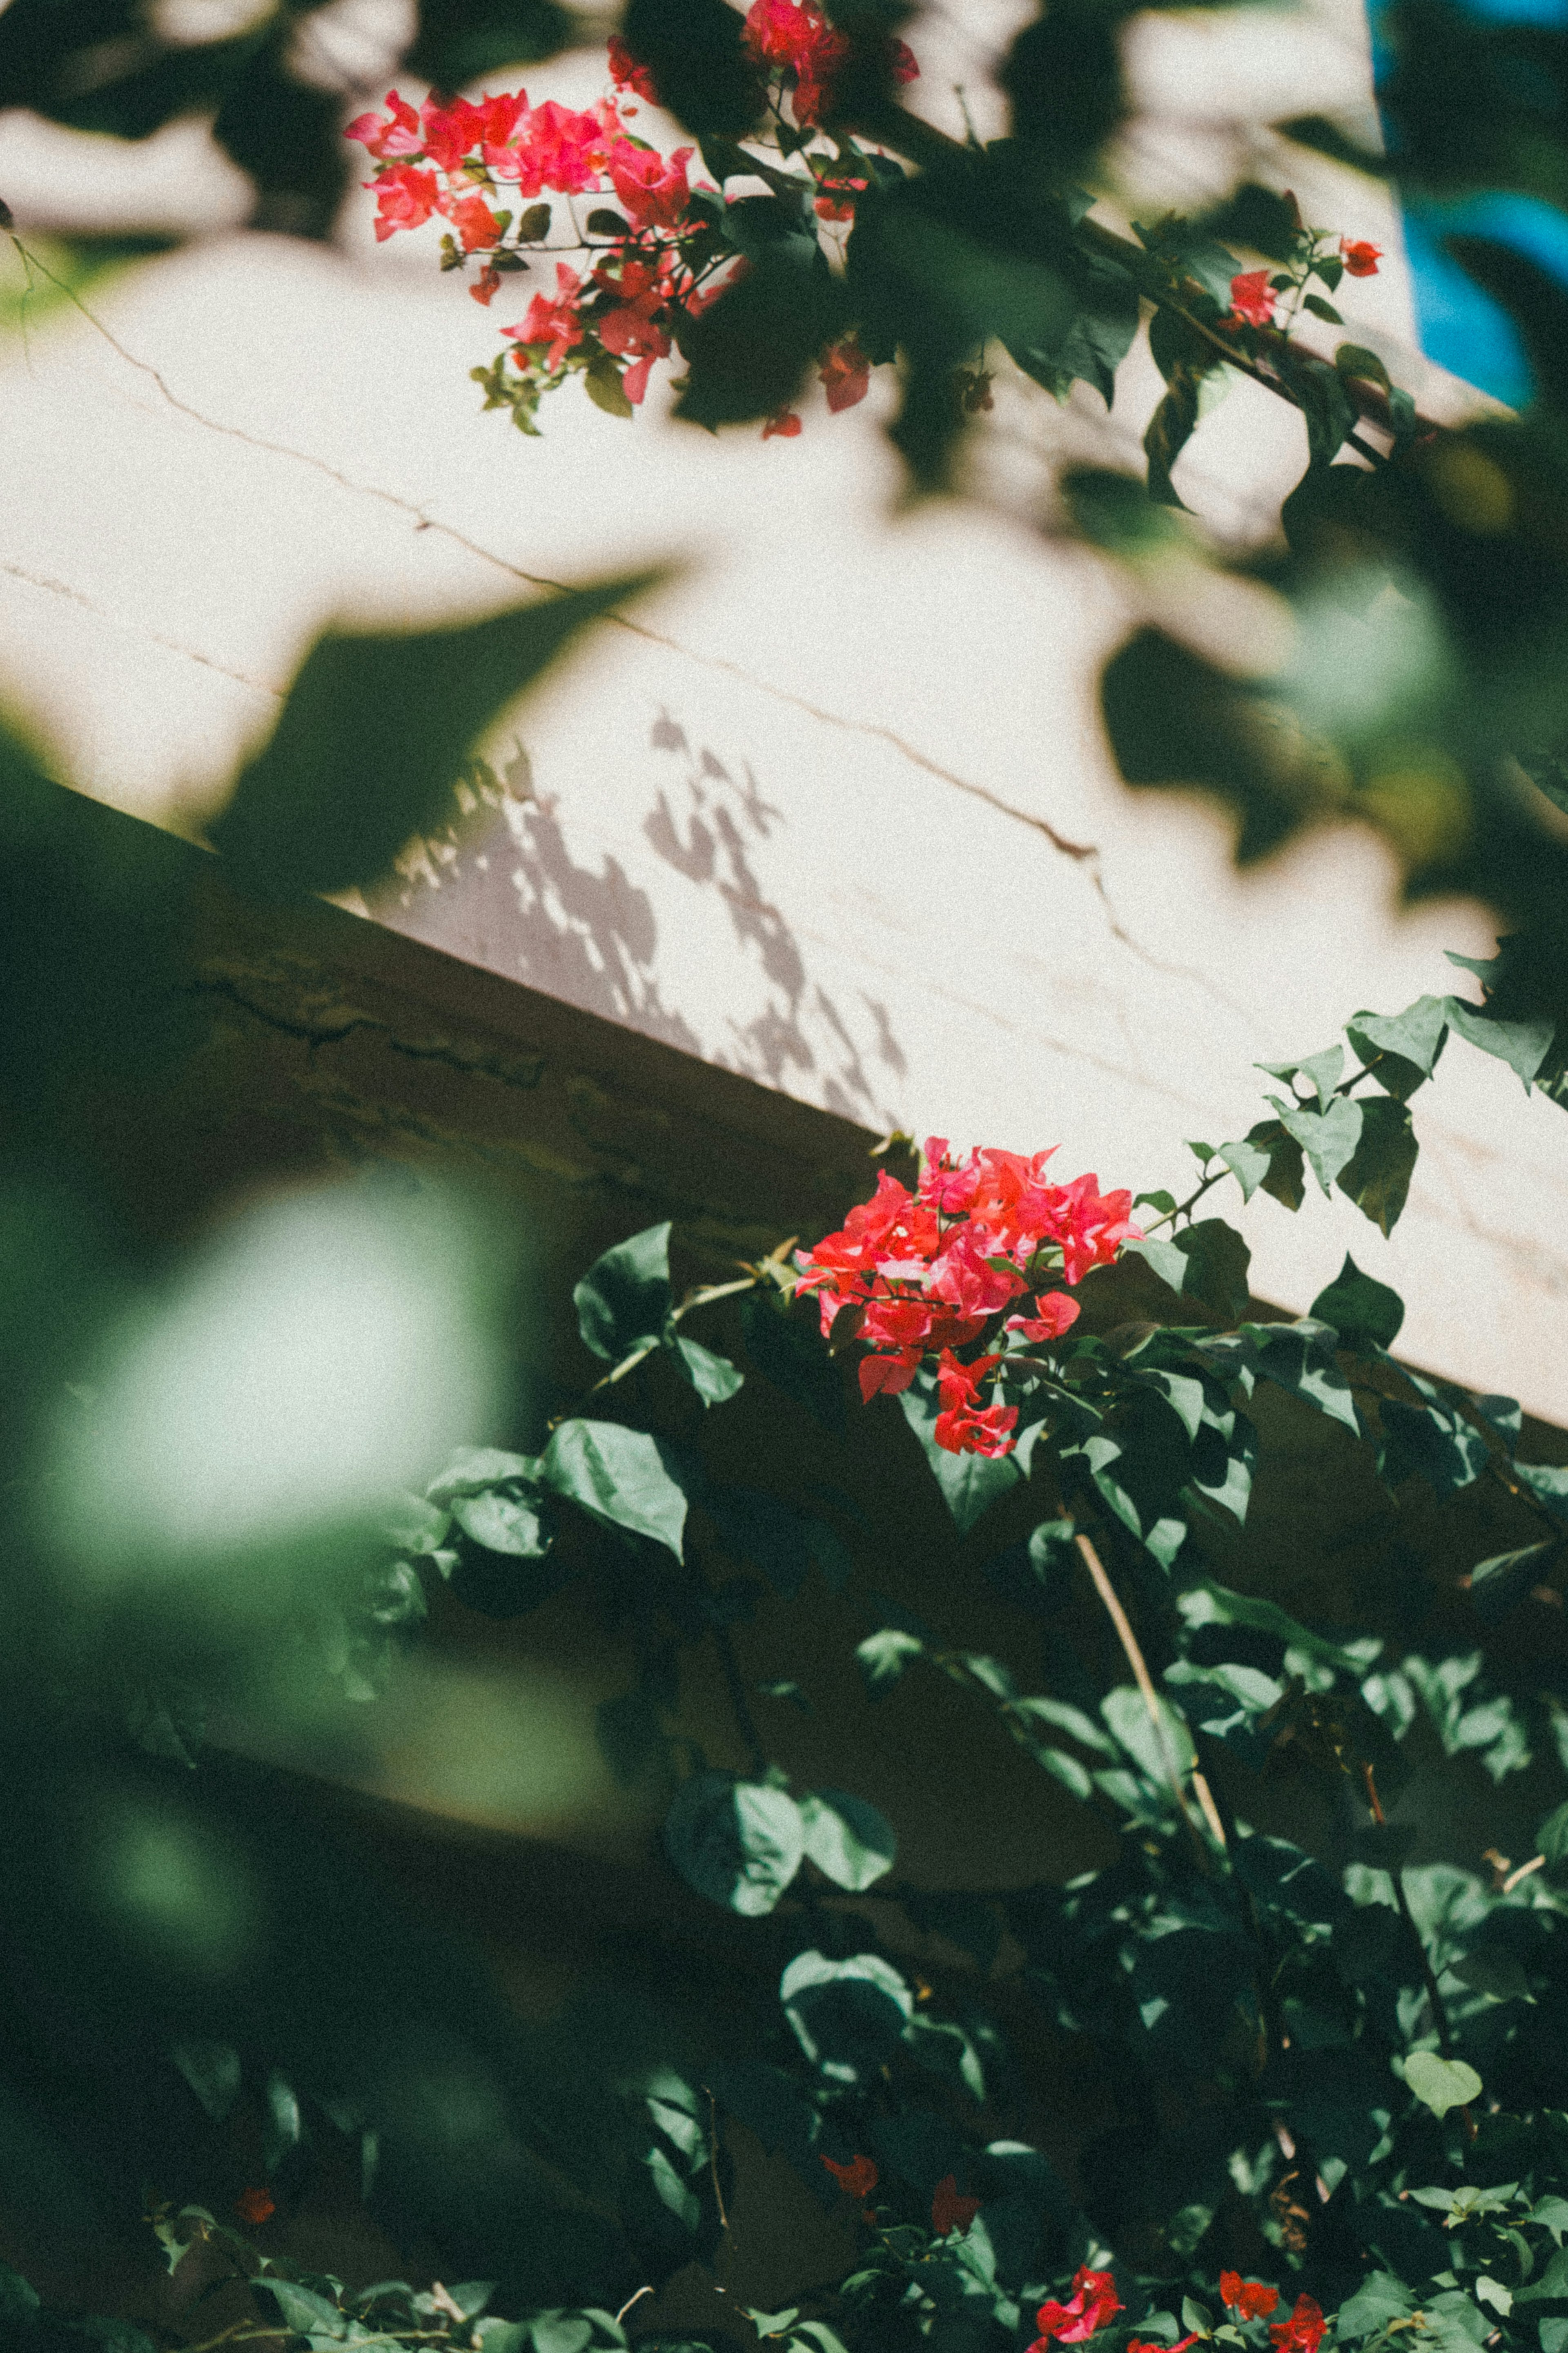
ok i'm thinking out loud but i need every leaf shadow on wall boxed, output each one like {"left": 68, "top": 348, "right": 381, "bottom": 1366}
{"left": 369, "top": 714, "right": 909, "bottom": 1130}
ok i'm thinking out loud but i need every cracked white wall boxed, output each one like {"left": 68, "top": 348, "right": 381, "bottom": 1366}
{"left": 0, "top": 0, "right": 1564, "bottom": 1421}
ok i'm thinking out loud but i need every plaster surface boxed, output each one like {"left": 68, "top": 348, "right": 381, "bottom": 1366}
{"left": 0, "top": 0, "right": 1560, "bottom": 1415}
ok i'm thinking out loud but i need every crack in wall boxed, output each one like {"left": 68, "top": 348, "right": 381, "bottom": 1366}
{"left": 196, "top": 963, "right": 547, "bottom": 1091}
{"left": 15, "top": 233, "right": 1245, "bottom": 1016}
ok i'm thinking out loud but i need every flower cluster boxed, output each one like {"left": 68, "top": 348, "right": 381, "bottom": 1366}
{"left": 1225, "top": 227, "right": 1381, "bottom": 333}
{"left": 347, "top": 0, "right": 915, "bottom": 435}
{"left": 795, "top": 1140, "right": 1139, "bottom": 1456}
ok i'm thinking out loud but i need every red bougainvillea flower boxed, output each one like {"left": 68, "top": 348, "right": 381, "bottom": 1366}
{"left": 934, "top": 1350, "right": 1018, "bottom": 1456}
{"left": 744, "top": 0, "right": 851, "bottom": 123}
{"left": 370, "top": 163, "right": 441, "bottom": 240}
{"left": 1221, "top": 2274, "right": 1281, "bottom": 2322}
{"left": 505, "top": 263, "right": 584, "bottom": 368}
{"left": 608, "top": 33, "right": 659, "bottom": 101}
{"left": 1270, "top": 2295, "right": 1327, "bottom": 2353}
{"left": 1227, "top": 268, "right": 1276, "bottom": 327}
{"left": 1005, "top": 1290, "right": 1080, "bottom": 1343}
{"left": 1031, "top": 2267, "right": 1123, "bottom": 2346}
{"left": 234, "top": 2186, "right": 276, "bottom": 2225}
{"left": 441, "top": 189, "right": 506, "bottom": 253}
{"left": 345, "top": 89, "right": 423, "bottom": 157}
{"left": 1130, "top": 2339, "right": 1199, "bottom": 2353}
{"left": 1340, "top": 236, "right": 1382, "bottom": 276}
{"left": 609, "top": 138, "right": 695, "bottom": 232}
{"left": 814, "top": 175, "right": 867, "bottom": 220}
{"left": 821, "top": 2152, "right": 879, "bottom": 2199}
{"left": 820, "top": 337, "right": 871, "bottom": 413}
{"left": 931, "top": 2175, "right": 982, "bottom": 2236}
{"left": 470, "top": 264, "right": 502, "bottom": 306}
{"left": 763, "top": 407, "right": 803, "bottom": 437}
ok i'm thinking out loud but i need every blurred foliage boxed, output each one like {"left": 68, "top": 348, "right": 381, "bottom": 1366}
{"left": 5, "top": 0, "right": 1568, "bottom": 2338}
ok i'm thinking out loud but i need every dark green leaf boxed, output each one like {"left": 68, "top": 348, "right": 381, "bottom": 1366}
{"left": 1380, "top": 1398, "right": 1490, "bottom": 1499}
{"left": 1310, "top": 1252, "right": 1405, "bottom": 1349}
{"left": 1444, "top": 994, "right": 1555, "bottom": 1090}
{"left": 1143, "top": 366, "right": 1204, "bottom": 509}
{"left": 741, "top": 1289, "right": 844, "bottom": 1430}
{"left": 1345, "top": 996, "right": 1450, "bottom": 1094}
{"left": 1539, "top": 1799, "right": 1568, "bottom": 1866}
{"left": 897, "top": 1371, "right": 1023, "bottom": 1532}
{"left": 664, "top": 1771, "right": 804, "bottom": 1914}
{"left": 172, "top": 2038, "right": 243, "bottom": 2122}
{"left": 780, "top": 1949, "right": 913, "bottom": 2080}
{"left": 1335, "top": 1094, "right": 1419, "bottom": 1234}
{"left": 210, "top": 578, "right": 655, "bottom": 896}
{"left": 407, "top": 0, "right": 572, "bottom": 88}
{"left": 1515, "top": 1461, "right": 1568, "bottom": 1525}
{"left": 574, "top": 1223, "right": 673, "bottom": 1363}
{"left": 540, "top": 1419, "right": 688, "bottom": 1556}
{"left": 427, "top": 1447, "right": 542, "bottom": 1501}
{"left": 620, "top": 0, "right": 768, "bottom": 136}
{"left": 1302, "top": 293, "right": 1343, "bottom": 322}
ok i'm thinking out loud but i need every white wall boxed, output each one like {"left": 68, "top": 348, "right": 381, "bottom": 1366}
{"left": 1, "top": 0, "right": 1563, "bottom": 1420}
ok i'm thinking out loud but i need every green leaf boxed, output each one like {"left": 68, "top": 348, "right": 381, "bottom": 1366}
{"left": 254, "top": 2281, "right": 348, "bottom": 2338}
{"left": 856, "top": 1627, "right": 923, "bottom": 1693}
{"left": 1336, "top": 2276, "right": 1414, "bottom": 2340}
{"left": 1302, "top": 292, "right": 1343, "bottom": 322}
{"left": 897, "top": 1372, "right": 1023, "bottom": 1532}
{"left": 1379, "top": 1398, "right": 1489, "bottom": 1500}
{"left": 1335, "top": 342, "right": 1392, "bottom": 391}
{"left": 664, "top": 1771, "right": 804, "bottom": 1914}
{"left": 450, "top": 1487, "right": 553, "bottom": 1557}
{"left": 1310, "top": 1252, "right": 1405, "bottom": 1349}
{"left": 261, "top": 2068, "right": 302, "bottom": 2172}
{"left": 1247, "top": 1318, "right": 1360, "bottom": 1434}
{"left": 780, "top": 1949, "right": 913, "bottom": 2080}
{"left": 741, "top": 1290, "right": 844, "bottom": 1431}
{"left": 540, "top": 1419, "right": 687, "bottom": 1556}
{"left": 1258, "top": 1044, "right": 1344, "bottom": 1107}
{"left": 1538, "top": 1798, "right": 1568, "bottom": 1866}
{"left": 1403, "top": 2049, "right": 1483, "bottom": 2117}
{"left": 1268, "top": 1093, "right": 1363, "bottom": 1194}
{"left": 1469, "top": 1541, "right": 1555, "bottom": 1625}
{"left": 1335, "top": 1095, "right": 1419, "bottom": 1234}
{"left": 673, "top": 1333, "right": 745, "bottom": 1405}
{"left": 584, "top": 355, "right": 636, "bottom": 418}
{"left": 1216, "top": 1136, "right": 1272, "bottom": 1200}
{"left": 1444, "top": 990, "right": 1555, "bottom": 1089}
{"left": 427, "top": 1447, "right": 542, "bottom": 1501}
{"left": 574, "top": 1223, "right": 673, "bottom": 1362}
{"left": 172, "top": 2037, "right": 243, "bottom": 2122}
{"left": 0, "top": 2261, "right": 40, "bottom": 2337}
{"left": 1143, "top": 365, "right": 1204, "bottom": 509}
{"left": 1292, "top": 353, "right": 1356, "bottom": 465}
{"left": 209, "top": 576, "right": 654, "bottom": 896}
{"left": 798, "top": 1788, "right": 898, "bottom": 1890}
{"left": 1516, "top": 1462, "right": 1568, "bottom": 1526}
{"left": 1178, "top": 1580, "right": 1379, "bottom": 1672}
{"left": 1129, "top": 1218, "right": 1252, "bottom": 1320}
{"left": 1345, "top": 996, "right": 1450, "bottom": 1096}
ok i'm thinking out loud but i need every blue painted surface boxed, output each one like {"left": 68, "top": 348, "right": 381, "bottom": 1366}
{"left": 1369, "top": 0, "right": 1568, "bottom": 402}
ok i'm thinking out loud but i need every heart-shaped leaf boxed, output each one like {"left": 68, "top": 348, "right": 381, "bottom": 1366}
{"left": 1404, "top": 2049, "right": 1482, "bottom": 2117}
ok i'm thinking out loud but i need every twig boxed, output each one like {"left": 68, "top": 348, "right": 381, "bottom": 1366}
{"left": 1503, "top": 1852, "right": 1546, "bottom": 1895}
{"left": 615, "top": 2285, "right": 656, "bottom": 2326}
{"left": 704, "top": 2086, "right": 731, "bottom": 2231}
{"left": 1074, "top": 1532, "right": 1222, "bottom": 1858}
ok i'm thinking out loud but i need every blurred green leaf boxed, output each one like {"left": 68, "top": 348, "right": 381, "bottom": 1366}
{"left": 1310, "top": 1253, "right": 1406, "bottom": 1348}
{"left": 210, "top": 578, "right": 656, "bottom": 896}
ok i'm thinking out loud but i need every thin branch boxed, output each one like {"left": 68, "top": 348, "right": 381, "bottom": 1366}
{"left": 1074, "top": 1532, "right": 1222, "bottom": 1859}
